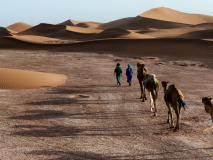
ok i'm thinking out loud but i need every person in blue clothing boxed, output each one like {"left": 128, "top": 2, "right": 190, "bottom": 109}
{"left": 126, "top": 64, "right": 134, "bottom": 86}
{"left": 114, "top": 63, "right": 123, "bottom": 86}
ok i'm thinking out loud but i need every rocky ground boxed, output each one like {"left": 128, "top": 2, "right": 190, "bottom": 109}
{"left": 0, "top": 50, "right": 212, "bottom": 160}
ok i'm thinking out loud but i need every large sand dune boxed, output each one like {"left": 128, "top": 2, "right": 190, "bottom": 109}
{"left": 6, "top": 22, "right": 33, "bottom": 33}
{"left": 98, "top": 16, "right": 190, "bottom": 30}
{"left": 18, "top": 23, "right": 66, "bottom": 36}
{"left": 0, "top": 68, "right": 67, "bottom": 89}
{"left": 140, "top": 7, "right": 213, "bottom": 25}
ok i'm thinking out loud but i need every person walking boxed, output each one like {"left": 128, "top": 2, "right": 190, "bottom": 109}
{"left": 126, "top": 64, "right": 134, "bottom": 86}
{"left": 114, "top": 63, "right": 123, "bottom": 86}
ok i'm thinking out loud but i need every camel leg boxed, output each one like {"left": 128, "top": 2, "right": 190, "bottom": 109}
{"left": 139, "top": 81, "right": 143, "bottom": 100}
{"left": 150, "top": 92, "right": 154, "bottom": 112}
{"left": 174, "top": 108, "right": 180, "bottom": 132}
{"left": 143, "top": 84, "right": 147, "bottom": 100}
{"left": 151, "top": 90, "right": 157, "bottom": 116}
{"left": 154, "top": 98, "right": 157, "bottom": 117}
{"left": 167, "top": 102, "right": 174, "bottom": 128}
{"left": 142, "top": 84, "right": 146, "bottom": 102}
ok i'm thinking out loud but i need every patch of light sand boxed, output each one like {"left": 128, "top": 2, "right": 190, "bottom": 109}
{"left": 0, "top": 68, "right": 67, "bottom": 89}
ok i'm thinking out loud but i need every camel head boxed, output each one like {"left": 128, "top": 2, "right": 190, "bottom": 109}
{"left": 137, "top": 63, "right": 145, "bottom": 69}
{"left": 161, "top": 81, "right": 168, "bottom": 92}
{"left": 137, "top": 63, "right": 147, "bottom": 74}
{"left": 202, "top": 97, "right": 212, "bottom": 114}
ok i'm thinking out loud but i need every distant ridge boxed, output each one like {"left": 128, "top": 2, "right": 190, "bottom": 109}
{"left": 6, "top": 22, "right": 33, "bottom": 33}
{"left": 98, "top": 16, "right": 190, "bottom": 30}
{"left": 140, "top": 7, "right": 213, "bottom": 25}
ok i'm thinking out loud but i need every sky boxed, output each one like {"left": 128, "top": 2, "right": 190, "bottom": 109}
{"left": 1, "top": 0, "right": 213, "bottom": 27}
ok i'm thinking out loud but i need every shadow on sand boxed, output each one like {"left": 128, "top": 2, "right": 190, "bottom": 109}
{"left": 27, "top": 148, "right": 213, "bottom": 160}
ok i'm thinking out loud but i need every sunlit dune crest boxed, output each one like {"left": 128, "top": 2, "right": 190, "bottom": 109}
{"left": 140, "top": 7, "right": 213, "bottom": 25}
{"left": 6, "top": 22, "right": 33, "bottom": 33}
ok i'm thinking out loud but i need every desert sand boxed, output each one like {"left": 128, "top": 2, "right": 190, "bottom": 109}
{"left": 0, "top": 7, "right": 213, "bottom": 159}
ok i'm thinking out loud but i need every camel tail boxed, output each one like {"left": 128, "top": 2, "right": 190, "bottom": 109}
{"left": 153, "top": 82, "right": 159, "bottom": 100}
{"left": 177, "top": 93, "right": 186, "bottom": 110}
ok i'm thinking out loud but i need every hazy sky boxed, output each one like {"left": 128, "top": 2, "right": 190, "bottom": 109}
{"left": 1, "top": 0, "right": 213, "bottom": 27}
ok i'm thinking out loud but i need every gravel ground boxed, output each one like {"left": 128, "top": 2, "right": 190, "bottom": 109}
{"left": 0, "top": 50, "right": 212, "bottom": 160}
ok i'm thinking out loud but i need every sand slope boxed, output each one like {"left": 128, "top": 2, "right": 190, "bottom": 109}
{"left": 98, "top": 16, "right": 190, "bottom": 30}
{"left": 0, "top": 27, "right": 12, "bottom": 37}
{"left": 1, "top": 36, "right": 213, "bottom": 60}
{"left": 6, "top": 22, "right": 33, "bottom": 33}
{"left": 18, "top": 23, "right": 66, "bottom": 36}
{"left": 12, "top": 35, "right": 60, "bottom": 43}
{"left": 140, "top": 7, "right": 213, "bottom": 25}
{"left": 138, "top": 27, "right": 205, "bottom": 38}
{"left": 57, "top": 19, "right": 79, "bottom": 26}
{"left": 75, "top": 22, "right": 103, "bottom": 28}
{"left": 191, "top": 23, "right": 213, "bottom": 29}
{"left": 177, "top": 29, "right": 213, "bottom": 39}
{"left": 0, "top": 68, "right": 67, "bottom": 89}
{"left": 66, "top": 26, "right": 102, "bottom": 34}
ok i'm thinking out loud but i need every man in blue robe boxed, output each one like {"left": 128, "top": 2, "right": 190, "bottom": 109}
{"left": 126, "top": 64, "right": 134, "bottom": 86}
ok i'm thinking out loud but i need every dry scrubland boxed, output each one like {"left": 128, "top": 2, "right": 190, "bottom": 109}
{"left": 0, "top": 7, "right": 213, "bottom": 159}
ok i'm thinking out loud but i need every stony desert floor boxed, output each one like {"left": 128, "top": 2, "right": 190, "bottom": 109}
{"left": 0, "top": 50, "right": 212, "bottom": 160}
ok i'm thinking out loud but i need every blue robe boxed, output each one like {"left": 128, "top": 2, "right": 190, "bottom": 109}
{"left": 126, "top": 67, "right": 134, "bottom": 83}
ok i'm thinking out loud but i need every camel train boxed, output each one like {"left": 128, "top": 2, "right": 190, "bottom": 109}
{"left": 137, "top": 63, "right": 212, "bottom": 132}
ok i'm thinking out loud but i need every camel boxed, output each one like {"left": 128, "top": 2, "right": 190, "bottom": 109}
{"left": 161, "top": 81, "right": 186, "bottom": 132}
{"left": 202, "top": 97, "right": 213, "bottom": 122}
{"left": 144, "top": 74, "right": 159, "bottom": 116}
{"left": 137, "top": 63, "right": 148, "bottom": 102}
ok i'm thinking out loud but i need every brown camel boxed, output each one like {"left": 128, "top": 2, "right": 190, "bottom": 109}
{"left": 202, "top": 97, "right": 213, "bottom": 122}
{"left": 144, "top": 74, "right": 159, "bottom": 116}
{"left": 137, "top": 63, "right": 148, "bottom": 102}
{"left": 161, "top": 81, "right": 186, "bottom": 132}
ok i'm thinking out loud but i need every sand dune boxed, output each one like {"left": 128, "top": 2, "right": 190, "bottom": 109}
{"left": 98, "top": 16, "right": 190, "bottom": 30}
{"left": 49, "top": 28, "right": 131, "bottom": 40}
{"left": 140, "top": 7, "right": 213, "bottom": 25}
{"left": 191, "top": 23, "right": 213, "bottom": 29}
{"left": 138, "top": 27, "right": 205, "bottom": 38}
{"left": 57, "top": 19, "right": 79, "bottom": 26}
{"left": 0, "top": 68, "right": 67, "bottom": 89}
{"left": 1, "top": 36, "right": 213, "bottom": 60}
{"left": 49, "top": 30, "right": 96, "bottom": 40}
{"left": 18, "top": 23, "right": 66, "bottom": 36}
{"left": 0, "top": 36, "right": 46, "bottom": 49}
{"left": 6, "top": 22, "right": 33, "bottom": 33}
{"left": 12, "top": 35, "right": 60, "bottom": 43}
{"left": 0, "top": 27, "right": 12, "bottom": 37}
{"left": 51, "top": 38, "right": 213, "bottom": 60}
{"left": 75, "top": 22, "right": 103, "bottom": 29}
{"left": 66, "top": 26, "right": 102, "bottom": 33}
{"left": 58, "top": 19, "right": 102, "bottom": 29}
{"left": 177, "top": 29, "right": 213, "bottom": 39}
{"left": 91, "top": 28, "right": 131, "bottom": 39}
